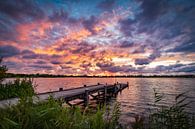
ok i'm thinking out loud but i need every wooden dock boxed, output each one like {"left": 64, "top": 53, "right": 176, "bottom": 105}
{"left": 0, "top": 82, "right": 129, "bottom": 108}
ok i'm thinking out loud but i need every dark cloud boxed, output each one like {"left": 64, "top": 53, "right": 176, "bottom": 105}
{"left": 0, "top": 45, "right": 20, "bottom": 58}
{"left": 28, "top": 64, "right": 53, "bottom": 70}
{"left": 21, "top": 50, "right": 61, "bottom": 60}
{"left": 154, "top": 63, "right": 195, "bottom": 73}
{"left": 80, "top": 61, "right": 92, "bottom": 68}
{"left": 49, "top": 10, "right": 68, "bottom": 22}
{"left": 96, "top": 61, "right": 136, "bottom": 73}
{"left": 97, "top": 0, "right": 115, "bottom": 11}
{"left": 22, "top": 51, "right": 40, "bottom": 59}
{"left": 0, "top": 0, "right": 45, "bottom": 41}
{"left": 131, "top": 46, "right": 146, "bottom": 54}
{"left": 155, "top": 64, "right": 184, "bottom": 72}
{"left": 65, "top": 61, "right": 73, "bottom": 64}
{"left": 96, "top": 61, "right": 114, "bottom": 68}
{"left": 71, "top": 42, "right": 96, "bottom": 54}
{"left": 0, "top": 26, "right": 17, "bottom": 41}
{"left": 3, "top": 61, "right": 18, "bottom": 67}
{"left": 60, "top": 65, "right": 72, "bottom": 69}
{"left": 169, "top": 40, "right": 195, "bottom": 53}
{"left": 177, "top": 65, "right": 195, "bottom": 73}
{"left": 55, "top": 43, "right": 68, "bottom": 52}
{"left": 135, "top": 58, "right": 150, "bottom": 65}
{"left": 135, "top": 51, "right": 161, "bottom": 65}
{"left": 82, "top": 16, "right": 98, "bottom": 34}
{"left": 35, "top": 60, "right": 46, "bottom": 64}
{"left": 21, "top": 50, "right": 35, "bottom": 55}
{"left": 50, "top": 61, "right": 61, "bottom": 65}
{"left": 119, "top": 41, "right": 134, "bottom": 48}
{"left": 119, "top": 18, "right": 136, "bottom": 36}
{"left": 0, "top": 0, "right": 44, "bottom": 22}
{"left": 138, "top": 0, "right": 168, "bottom": 21}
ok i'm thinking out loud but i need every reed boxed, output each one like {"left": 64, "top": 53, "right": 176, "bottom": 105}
{"left": 131, "top": 89, "right": 195, "bottom": 129}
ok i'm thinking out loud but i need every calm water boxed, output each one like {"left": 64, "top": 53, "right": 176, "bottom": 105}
{"left": 6, "top": 77, "right": 195, "bottom": 125}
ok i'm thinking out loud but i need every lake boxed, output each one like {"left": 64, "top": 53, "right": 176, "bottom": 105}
{"left": 6, "top": 77, "right": 195, "bottom": 125}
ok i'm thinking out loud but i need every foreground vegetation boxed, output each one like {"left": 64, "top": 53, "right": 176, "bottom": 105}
{"left": 0, "top": 96, "right": 121, "bottom": 129}
{"left": 0, "top": 79, "right": 35, "bottom": 100}
{"left": 131, "top": 89, "right": 195, "bottom": 129}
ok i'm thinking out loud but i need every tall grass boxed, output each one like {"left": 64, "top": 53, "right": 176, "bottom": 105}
{"left": 131, "top": 89, "right": 195, "bottom": 129}
{"left": 0, "top": 97, "right": 121, "bottom": 129}
{"left": 0, "top": 79, "right": 35, "bottom": 100}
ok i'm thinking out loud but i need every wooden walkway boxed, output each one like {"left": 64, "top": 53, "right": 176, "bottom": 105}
{"left": 0, "top": 82, "right": 129, "bottom": 108}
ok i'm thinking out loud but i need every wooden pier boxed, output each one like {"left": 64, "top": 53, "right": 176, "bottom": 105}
{"left": 0, "top": 82, "right": 129, "bottom": 108}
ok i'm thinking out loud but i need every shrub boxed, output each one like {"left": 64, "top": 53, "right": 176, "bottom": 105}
{"left": 0, "top": 79, "right": 35, "bottom": 100}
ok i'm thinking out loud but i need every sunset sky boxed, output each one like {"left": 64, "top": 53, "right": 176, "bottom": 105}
{"left": 0, "top": 0, "right": 195, "bottom": 75}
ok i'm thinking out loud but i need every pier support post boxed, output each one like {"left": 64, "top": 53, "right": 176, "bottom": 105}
{"left": 119, "top": 84, "right": 122, "bottom": 94}
{"left": 59, "top": 87, "right": 63, "bottom": 91}
{"left": 84, "top": 89, "right": 89, "bottom": 107}
{"left": 114, "top": 85, "right": 118, "bottom": 93}
{"left": 127, "top": 82, "right": 129, "bottom": 89}
{"left": 104, "top": 86, "right": 107, "bottom": 101}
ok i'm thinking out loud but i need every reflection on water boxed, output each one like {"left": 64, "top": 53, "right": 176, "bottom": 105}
{"left": 5, "top": 77, "right": 195, "bottom": 124}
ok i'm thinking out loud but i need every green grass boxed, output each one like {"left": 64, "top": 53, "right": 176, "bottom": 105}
{"left": 0, "top": 79, "right": 35, "bottom": 100}
{"left": 0, "top": 96, "right": 121, "bottom": 129}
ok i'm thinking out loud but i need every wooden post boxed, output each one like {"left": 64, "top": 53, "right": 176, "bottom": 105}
{"left": 104, "top": 86, "right": 107, "bottom": 101}
{"left": 59, "top": 87, "right": 63, "bottom": 91}
{"left": 127, "top": 82, "right": 129, "bottom": 89}
{"left": 114, "top": 85, "right": 118, "bottom": 93}
{"left": 119, "top": 84, "right": 122, "bottom": 94}
{"left": 84, "top": 89, "right": 89, "bottom": 107}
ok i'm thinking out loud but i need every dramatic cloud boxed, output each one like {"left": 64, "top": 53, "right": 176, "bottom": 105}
{"left": 0, "top": 0, "right": 195, "bottom": 75}
{"left": 170, "top": 41, "right": 195, "bottom": 53}
{"left": 0, "top": 45, "right": 20, "bottom": 58}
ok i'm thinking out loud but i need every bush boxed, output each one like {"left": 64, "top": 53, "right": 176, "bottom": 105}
{"left": 0, "top": 79, "right": 35, "bottom": 100}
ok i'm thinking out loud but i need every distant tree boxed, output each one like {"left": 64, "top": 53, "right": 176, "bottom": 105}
{"left": 0, "top": 58, "right": 8, "bottom": 83}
